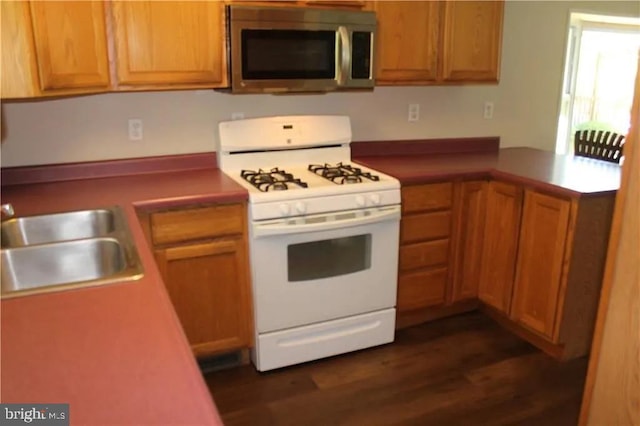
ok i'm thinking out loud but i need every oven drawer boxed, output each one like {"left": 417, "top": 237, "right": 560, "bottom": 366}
{"left": 397, "top": 267, "right": 448, "bottom": 311}
{"left": 402, "top": 182, "right": 453, "bottom": 213}
{"left": 253, "top": 308, "right": 395, "bottom": 371}
{"left": 150, "top": 203, "right": 244, "bottom": 245}
{"left": 399, "top": 239, "right": 449, "bottom": 271}
{"left": 401, "top": 210, "right": 451, "bottom": 244}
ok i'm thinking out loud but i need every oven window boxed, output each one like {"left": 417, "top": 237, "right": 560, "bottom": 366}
{"left": 241, "top": 29, "right": 335, "bottom": 79}
{"left": 287, "top": 234, "right": 371, "bottom": 282}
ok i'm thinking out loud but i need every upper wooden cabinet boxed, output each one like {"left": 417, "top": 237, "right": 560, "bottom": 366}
{"left": 441, "top": 1, "right": 503, "bottom": 82}
{"left": 1, "top": 1, "right": 39, "bottom": 98}
{"left": 30, "top": 1, "right": 110, "bottom": 91}
{"left": 1, "top": 0, "right": 228, "bottom": 99}
{"left": 110, "top": 1, "right": 227, "bottom": 87}
{"left": 372, "top": 1, "right": 440, "bottom": 83}
{"left": 1, "top": 1, "right": 110, "bottom": 98}
{"left": 372, "top": 0, "right": 504, "bottom": 85}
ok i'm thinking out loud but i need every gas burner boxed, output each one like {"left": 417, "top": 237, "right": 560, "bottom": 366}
{"left": 241, "top": 168, "right": 308, "bottom": 192}
{"left": 308, "top": 162, "right": 380, "bottom": 185}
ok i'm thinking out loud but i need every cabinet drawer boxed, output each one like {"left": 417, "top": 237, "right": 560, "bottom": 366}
{"left": 397, "top": 267, "right": 448, "bottom": 311}
{"left": 402, "top": 182, "right": 453, "bottom": 213}
{"left": 400, "top": 239, "right": 449, "bottom": 271}
{"left": 151, "top": 203, "right": 244, "bottom": 245}
{"left": 401, "top": 210, "right": 451, "bottom": 244}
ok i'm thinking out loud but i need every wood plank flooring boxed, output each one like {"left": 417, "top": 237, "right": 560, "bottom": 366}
{"left": 203, "top": 312, "right": 588, "bottom": 425}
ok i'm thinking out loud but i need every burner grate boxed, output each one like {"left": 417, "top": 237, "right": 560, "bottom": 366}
{"left": 308, "top": 162, "right": 380, "bottom": 185}
{"left": 241, "top": 168, "right": 308, "bottom": 192}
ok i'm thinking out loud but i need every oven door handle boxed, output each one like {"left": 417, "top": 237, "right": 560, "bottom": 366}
{"left": 252, "top": 205, "right": 400, "bottom": 238}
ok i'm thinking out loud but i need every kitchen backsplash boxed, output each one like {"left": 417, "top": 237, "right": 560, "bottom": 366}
{"left": 1, "top": 86, "right": 506, "bottom": 167}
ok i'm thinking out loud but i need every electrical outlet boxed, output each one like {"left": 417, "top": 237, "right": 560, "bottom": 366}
{"left": 128, "top": 119, "right": 143, "bottom": 141}
{"left": 408, "top": 104, "right": 420, "bottom": 122}
{"left": 483, "top": 102, "right": 494, "bottom": 119}
{"left": 231, "top": 112, "right": 245, "bottom": 120}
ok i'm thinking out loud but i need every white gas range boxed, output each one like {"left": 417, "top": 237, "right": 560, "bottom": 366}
{"left": 218, "top": 115, "right": 400, "bottom": 371}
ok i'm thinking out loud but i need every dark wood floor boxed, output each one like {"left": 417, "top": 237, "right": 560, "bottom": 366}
{"left": 203, "top": 312, "right": 588, "bottom": 426}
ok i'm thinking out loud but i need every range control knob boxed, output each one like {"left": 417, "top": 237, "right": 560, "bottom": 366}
{"left": 295, "top": 202, "right": 307, "bottom": 214}
{"left": 279, "top": 204, "right": 291, "bottom": 216}
{"left": 369, "top": 193, "right": 381, "bottom": 205}
{"left": 355, "top": 195, "right": 366, "bottom": 207}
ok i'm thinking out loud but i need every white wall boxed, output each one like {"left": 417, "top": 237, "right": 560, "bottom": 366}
{"left": 1, "top": 0, "right": 638, "bottom": 168}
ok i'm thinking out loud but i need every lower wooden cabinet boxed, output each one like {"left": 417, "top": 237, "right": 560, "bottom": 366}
{"left": 398, "top": 267, "right": 449, "bottom": 311}
{"left": 397, "top": 183, "right": 452, "bottom": 314}
{"left": 477, "top": 181, "right": 523, "bottom": 312}
{"left": 511, "top": 191, "right": 571, "bottom": 340}
{"left": 397, "top": 182, "right": 466, "bottom": 327}
{"left": 399, "top": 177, "right": 614, "bottom": 360}
{"left": 140, "top": 202, "right": 253, "bottom": 359}
{"left": 154, "top": 238, "right": 252, "bottom": 357}
{"left": 477, "top": 183, "right": 614, "bottom": 359}
{"left": 451, "top": 180, "right": 487, "bottom": 302}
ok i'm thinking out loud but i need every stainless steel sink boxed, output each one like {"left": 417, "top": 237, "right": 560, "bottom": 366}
{"left": 1, "top": 206, "right": 143, "bottom": 299}
{"left": 1, "top": 209, "right": 116, "bottom": 247}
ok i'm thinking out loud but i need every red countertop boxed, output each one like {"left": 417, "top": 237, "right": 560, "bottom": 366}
{"left": 354, "top": 147, "right": 621, "bottom": 197}
{"left": 1, "top": 167, "right": 246, "bottom": 425}
{"left": 0, "top": 144, "right": 621, "bottom": 425}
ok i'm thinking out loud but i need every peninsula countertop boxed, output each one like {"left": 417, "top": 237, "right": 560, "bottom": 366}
{"left": 354, "top": 147, "right": 621, "bottom": 197}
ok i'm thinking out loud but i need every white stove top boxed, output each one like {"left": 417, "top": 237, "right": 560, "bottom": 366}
{"left": 217, "top": 115, "right": 400, "bottom": 220}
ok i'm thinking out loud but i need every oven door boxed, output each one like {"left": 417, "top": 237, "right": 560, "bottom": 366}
{"left": 250, "top": 205, "right": 400, "bottom": 333}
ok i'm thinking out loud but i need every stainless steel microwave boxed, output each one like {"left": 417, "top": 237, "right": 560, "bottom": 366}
{"left": 224, "top": 5, "right": 376, "bottom": 94}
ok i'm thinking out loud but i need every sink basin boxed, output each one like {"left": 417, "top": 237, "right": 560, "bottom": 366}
{"left": 1, "top": 209, "right": 116, "bottom": 248}
{"left": 0, "top": 206, "right": 143, "bottom": 299}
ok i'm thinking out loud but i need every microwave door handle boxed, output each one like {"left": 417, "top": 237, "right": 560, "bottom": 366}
{"left": 252, "top": 206, "right": 400, "bottom": 238}
{"left": 337, "top": 26, "right": 351, "bottom": 86}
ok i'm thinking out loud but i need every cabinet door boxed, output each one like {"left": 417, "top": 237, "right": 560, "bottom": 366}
{"left": 111, "top": 1, "right": 227, "bottom": 87}
{"left": 451, "top": 181, "right": 487, "bottom": 302}
{"left": 373, "top": 1, "right": 440, "bottom": 84}
{"left": 29, "top": 1, "right": 110, "bottom": 91}
{"left": 511, "top": 191, "right": 571, "bottom": 340}
{"left": 478, "top": 181, "right": 522, "bottom": 313}
{"left": 1, "top": 1, "right": 39, "bottom": 98}
{"left": 441, "top": 0, "right": 503, "bottom": 82}
{"left": 155, "top": 239, "right": 252, "bottom": 358}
